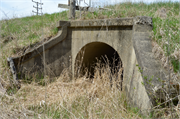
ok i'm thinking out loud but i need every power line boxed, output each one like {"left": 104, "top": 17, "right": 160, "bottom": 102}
{"left": 32, "top": 0, "right": 43, "bottom": 16}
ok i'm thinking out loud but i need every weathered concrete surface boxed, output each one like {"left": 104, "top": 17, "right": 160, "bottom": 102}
{"left": 11, "top": 22, "right": 71, "bottom": 78}
{"left": 128, "top": 16, "right": 168, "bottom": 112}
{"left": 8, "top": 16, "right": 168, "bottom": 113}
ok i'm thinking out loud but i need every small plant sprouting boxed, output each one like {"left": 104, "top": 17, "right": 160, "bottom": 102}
{"left": 136, "top": 64, "right": 143, "bottom": 73}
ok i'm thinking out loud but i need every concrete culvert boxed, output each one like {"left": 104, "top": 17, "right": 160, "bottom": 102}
{"left": 75, "top": 42, "right": 123, "bottom": 88}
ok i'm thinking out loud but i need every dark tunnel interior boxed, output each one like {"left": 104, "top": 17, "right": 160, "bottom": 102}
{"left": 75, "top": 42, "right": 123, "bottom": 79}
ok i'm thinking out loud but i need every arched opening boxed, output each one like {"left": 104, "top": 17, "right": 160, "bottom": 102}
{"left": 75, "top": 42, "right": 123, "bottom": 89}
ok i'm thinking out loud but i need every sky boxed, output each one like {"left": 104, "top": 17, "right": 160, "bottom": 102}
{"left": 0, "top": 0, "right": 179, "bottom": 20}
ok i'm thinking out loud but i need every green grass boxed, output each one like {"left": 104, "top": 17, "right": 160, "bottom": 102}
{"left": 171, "top": 57, "right": 180, "bottom": 73}
{"left": 0, "top": 1, "right": 180, "bottom": 118}
{"left": 0, "top": 11, "right": 68, "bottom": 46}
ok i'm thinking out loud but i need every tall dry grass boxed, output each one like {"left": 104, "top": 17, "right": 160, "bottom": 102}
{"left": 0, "top": 61, "right": 179, "bottom": 118}
{"left": 0, "top": 62, "right": 141, "bottom": 118}
{"left": 0, "top": 1, "right": 180, "bottom": 118}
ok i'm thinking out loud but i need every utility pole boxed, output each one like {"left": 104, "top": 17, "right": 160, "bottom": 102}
{"left": 68, "top": 0, "right": 70, "bottom": 6}
{"left": 89, "top": 0, "right": 91, "bottom": 7}
{"left": 59, "top": 0, "right": 109, "bottom": 17}
{"left": 32, "top": 0, "right": 43, "bottom": 15}
{"left": 69, "top": 0, "right": 76, "bottom": 19}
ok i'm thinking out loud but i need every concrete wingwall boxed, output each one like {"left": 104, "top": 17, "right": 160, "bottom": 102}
{"left": 9, "top": 16, "right": 168, "bottom": 112}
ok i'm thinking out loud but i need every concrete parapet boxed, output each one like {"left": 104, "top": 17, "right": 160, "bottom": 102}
{"left": 58, "top": 18, "right": 133, "bottom": 28}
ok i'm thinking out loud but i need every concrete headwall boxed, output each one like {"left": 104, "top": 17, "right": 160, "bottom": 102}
{"left": 9, "top": 16, "right": 168, "bottom": 113}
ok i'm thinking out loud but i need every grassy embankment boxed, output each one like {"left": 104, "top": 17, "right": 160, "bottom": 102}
{"left": 0, "top": 2, "right": 180, "bottom": 118}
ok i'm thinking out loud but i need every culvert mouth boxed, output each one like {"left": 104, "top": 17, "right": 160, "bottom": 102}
{"left": 75, "top": 42, "right": 123, "bottom": 81}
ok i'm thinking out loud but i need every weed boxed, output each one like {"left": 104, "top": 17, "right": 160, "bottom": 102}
{"left": 171, "top": 57, "right": 180, "bottom": 73}
{"left": 6, "top": 85, "right": 18, "bottom": 95}
{"left": 0, "top": 1, "right": 180, "bottom": 119}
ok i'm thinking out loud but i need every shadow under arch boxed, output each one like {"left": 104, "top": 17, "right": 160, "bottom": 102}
{"left": 75, "top": 42, "right": 123, "bottom": 87}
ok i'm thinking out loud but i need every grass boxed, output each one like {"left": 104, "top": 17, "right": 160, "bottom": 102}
{"left": 0, "top": 1, "right": 180, "bottom": 118}
{"left": 0, "top": 63, "right": 139, "bottom": 118}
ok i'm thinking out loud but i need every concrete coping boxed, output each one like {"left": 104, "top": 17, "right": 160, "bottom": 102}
{"left": 57, "top": 18, "right": 134, "bottom": 28}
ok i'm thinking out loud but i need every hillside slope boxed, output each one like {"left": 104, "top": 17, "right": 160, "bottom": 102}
{"left": 0, "top": 2, "right": 180, "bottom": 118}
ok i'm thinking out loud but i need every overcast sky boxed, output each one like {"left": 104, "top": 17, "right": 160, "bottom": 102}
{"left": 0, "top": 0, "right": 179, "bottom": 20}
